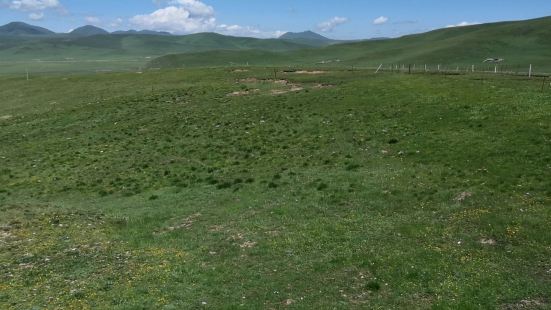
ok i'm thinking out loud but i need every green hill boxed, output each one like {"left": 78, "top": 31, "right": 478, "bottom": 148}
{"left": 70, "top": 25, "right": 109, "bottom": 37}
{"left": 151, "top": 16, "right": 551, "bottom": 71}
{"left": 279, "top": 31, "right": 337, "bottom": 47}
{"left": 0, "top": 22, "right": 55, "bottom": 36}
{"left": 0, "top": 31, "right": 310, "bottom": 62}
{"left": 112, "top": 29, "right": 172, "bottom": 36}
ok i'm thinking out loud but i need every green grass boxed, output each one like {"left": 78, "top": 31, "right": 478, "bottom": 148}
{"left": 1, "top": 68, "right": 550, "bottom": 308}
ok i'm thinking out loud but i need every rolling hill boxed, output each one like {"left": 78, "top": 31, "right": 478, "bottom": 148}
{"left": 0, "top": 26, "right": 311, "bottom": 63}
{"left": 0, "top": 22, "right": 55, "bottom": 36}
{"left": 112, "top": 29, "right": 172, "bottom": 36}
{"left": 70, "top": 25, "right": 110, "bottom": 37}
{"left": 150, "top": 16, "right": 551, "bottom": 71}
{"left": 279, "top": 31, "right": 338, "bottom": 47}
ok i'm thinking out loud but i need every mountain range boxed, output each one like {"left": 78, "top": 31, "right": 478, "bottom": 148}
{"left": 0, "top": 22, "right": 340, "bottom": 42}
{"left": 1, "top": 16, "right": 551, "bottom": 74}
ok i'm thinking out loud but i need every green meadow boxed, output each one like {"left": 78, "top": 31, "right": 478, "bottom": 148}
{"left": 1, "top": 68, "right": 550, "bottom": 308}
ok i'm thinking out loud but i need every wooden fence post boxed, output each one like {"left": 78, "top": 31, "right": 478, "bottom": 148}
{"left": 529, "top": 64, "right": 532, "bottom": 78}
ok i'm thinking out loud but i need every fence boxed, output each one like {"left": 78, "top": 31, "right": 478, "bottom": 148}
{"left": 370, "top": 63, "right": 550, "bottom": 78}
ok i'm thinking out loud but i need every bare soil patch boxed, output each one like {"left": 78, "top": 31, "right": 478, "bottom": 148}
{"left": 227, "top": 89, "right": 260, "bottom": 97}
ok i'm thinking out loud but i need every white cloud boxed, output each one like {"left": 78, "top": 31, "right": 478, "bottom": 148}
{"left": 446, "top": 21, "right": 480, "bottom": 28}
{"left": 109, "top": 17, "right": 124, "bottom": 28}
{"left": 169, "top": 0, "right": 214, "bottom": 16}
{"left": 373, "top": 16, "right": 389, "bottom": 25}
{"left": 317, "top": 16, "right": 348, "bottom": 32}
{"left": 85, "top": 16, "right": 100, "bottom": 25}
{"left": 8, "top": 0, "right": 59, "bottom": 11}
{"left": 131, "top": 0, "right": 282, "bottom": 37}
{"left": 217, "top": 24, "right": 284, "bottom": 38}
{"left": 28, "top": 11, "right": 43, "bottom": 20}
{"left": 6, "top": 0, "right": 65, "bottom": 19}
{"left": 131, "top": 6, "right": 216, "bottom": 33}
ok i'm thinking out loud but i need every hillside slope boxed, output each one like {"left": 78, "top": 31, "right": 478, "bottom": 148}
{"left": 150, "top": 16, "right": 551, "bottom": 70}
{"left": 0, "top": 22, "right": 55, "bottom": 36}
{"left": 70, "top": 25, "right": 109, "bottom": 37}
{"left": 279, "top": 31, "right": 337, "bottom": 47}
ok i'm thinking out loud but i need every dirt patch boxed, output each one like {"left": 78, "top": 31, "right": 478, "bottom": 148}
{"left": 271, "top": 86, "right": 303, "bottom": 95}
{"left": 313, "top": 83, "right": 335, "bottom": 89}
{"left": 232, "top": 69, "right": 249, "bottom": 73}
{"left": 454, "top": 191, "right": 472, "bottom": 202}
{"left": 271, "top": 85, "right": 304, "bottom": 96}
{"left": 227, "top": 89, "right": 260, "bottom": 97}
{"left": 240, "top": 241, "right": 257, "bottom": 249}
{"left": 480, "top": 238, "right": 497, "bottom": 246}
{"left": 294, "top": 70, "right": 326, "bottom": 75}
{"left": 502, "top": 299, "right": 547, "bottom": 309}
{"left": 0, "top": 230, "right": 13, "bottom": 243}
{"left": 155, "top": 213, "right": 201, "bottom": 234}
{"left": 238, "top": 78, "right": 290, "bottom": 85}
{"left": 0, "top": 115, "right": 13, "bottom": 121}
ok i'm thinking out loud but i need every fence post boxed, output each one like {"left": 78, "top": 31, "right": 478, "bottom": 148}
{"left": 529, "top": 64, "right": 532, "bottom": 78}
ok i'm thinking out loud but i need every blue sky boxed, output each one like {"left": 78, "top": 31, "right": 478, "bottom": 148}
{"left": 1, "top": 0, "right": 551, "bottom": 38}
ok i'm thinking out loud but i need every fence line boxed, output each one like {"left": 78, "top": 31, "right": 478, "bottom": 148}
{"left": 369, "top": 63, "right": 550, "bottom": 77}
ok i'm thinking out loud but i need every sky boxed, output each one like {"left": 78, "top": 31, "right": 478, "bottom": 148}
{"left": 1, "top": 0, "right": 551, "bottom": 39}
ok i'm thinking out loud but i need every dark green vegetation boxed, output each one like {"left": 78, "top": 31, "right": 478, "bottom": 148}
{"left": 0, "top": 22, "right": 54, "bottom": 36}
{"left": 279, "top": 31, "right": 339, "bottom": 47}
{"left": 151, "top": 16, "right": 551, "bottom": 72}
{"left": 1, "top": 68, "right": 550, "bottom": 308}
{"left": 70, "top": 25, "right": 110, "bottom": 37}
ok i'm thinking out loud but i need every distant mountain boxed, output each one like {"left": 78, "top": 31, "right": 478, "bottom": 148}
{"left": 112, "top": 30, "right": 172, "bottom": 36}
{"left": 0, "top": 31, "right": 311, "bottom": 63}
{"left": 280, "top": 31, "right": 331, "bottom": 41}
{"left": 0, "top": 22, "right": 55, "bottom": 36}
{"left": 70, "top": 25, "right": 109, "bottom": 36}
{"left": 279, "top": 31, "right": 337, "bottom": 47}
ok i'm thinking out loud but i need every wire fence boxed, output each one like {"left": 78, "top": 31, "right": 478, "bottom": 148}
{"left": 366, "top": 63, "right": 550, "bottom": 78}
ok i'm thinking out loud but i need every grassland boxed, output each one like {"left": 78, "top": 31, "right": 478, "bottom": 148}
{"left": 150, "top": 17, "right": 551, "bottom": 73}
{"left": 1, "top": 68, "right": 550, "bottom": 309}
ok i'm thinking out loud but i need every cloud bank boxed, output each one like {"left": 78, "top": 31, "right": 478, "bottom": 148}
{"left": 317, "top": 16, "right": 348, "bottom": 32}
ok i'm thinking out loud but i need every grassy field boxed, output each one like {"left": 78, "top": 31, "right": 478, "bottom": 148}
{"left": 1, "top": 68, "right": 550, "bottom": 309}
